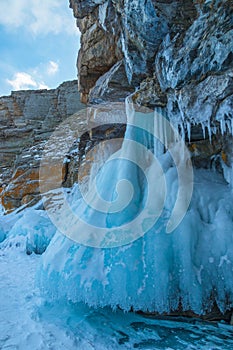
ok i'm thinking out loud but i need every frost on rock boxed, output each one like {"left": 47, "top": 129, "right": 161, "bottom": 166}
{"left": 38, "top": 100, "right": 233, "bottom": 315}
{"left": 154, "top": 0, "right": 233, "bottom": 180}
{"left": 120, "top": 0, "right": 169, "bottom": 84}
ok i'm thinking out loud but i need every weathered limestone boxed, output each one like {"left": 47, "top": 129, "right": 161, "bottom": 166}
{"left": 69, "top": 0, "right": 123, "bottom": 103}
{"left": 0, "top": 81, "right": 85, "bottom": 211}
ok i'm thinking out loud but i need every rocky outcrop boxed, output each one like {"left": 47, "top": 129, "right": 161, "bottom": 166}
{"left": 70, "top": 0, "right": 123, "bottom": 103}
{"left": 156, "top": 1, "right": 233, "bottom": 132}
{"left": 89, "top": 60, "right": 134, "bottom": 104}
{"left": 70, "top": 0, "right": 198, "bottom": 97}
{"left": 63, "top": 102, "right": 127, "bottom": 187}
{"left": 0, "top": 81, "right": 85, "bottom": 211}
{"left": 114, "top": 0, "right": 197, "bottom": 85}
{"left": 1, "top": 0, "right": 232, "bottom": 213}
{"left": 0, "top": 81, "right": 128, "bottom": 212}
{"left": 70, "top": 0, "right": 233, "bottom": 179}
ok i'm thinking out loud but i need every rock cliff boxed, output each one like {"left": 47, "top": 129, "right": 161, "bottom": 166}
{"left": 1, "top": 0, "right": 232, "bottom": 212}
{"left": 0, "top": 81, "right": 84, "bottom": 211}
{"left": 70, "top": 0, "right": 233, "bottom": 173}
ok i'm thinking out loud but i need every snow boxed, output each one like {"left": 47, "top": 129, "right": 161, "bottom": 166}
{"left": 1, "top": 242, "right": 233, "bottom": 349}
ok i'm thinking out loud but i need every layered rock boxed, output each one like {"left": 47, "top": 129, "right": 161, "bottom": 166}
{"left": 69, "top": 0, "right": 123, "bottom": 102}
{"left": 0, "top": 81, "right": 85, "bottom": 211}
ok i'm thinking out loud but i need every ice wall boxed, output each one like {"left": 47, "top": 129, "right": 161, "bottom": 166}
{"left": 38, "top": 100, "right": 233, "bottom": 315}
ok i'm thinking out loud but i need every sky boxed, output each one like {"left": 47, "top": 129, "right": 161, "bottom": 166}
{"left": 0, "top": 0, "right": 81, "bottom": 97}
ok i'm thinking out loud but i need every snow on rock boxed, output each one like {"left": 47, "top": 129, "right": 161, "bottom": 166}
{"left": 0, "top": 81, "right": 84, "bottom": 212}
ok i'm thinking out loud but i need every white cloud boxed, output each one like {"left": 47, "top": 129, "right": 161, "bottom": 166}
{"left": 0, "top": 0, "right": 80, "bottom": 36}
{"left": 5, "top": 59, "right": 61, "bottom": 92}
{"left": 47, "top": 61, "right": 59, "bottom": 76}
{"left": 6, "top": 72, "right": 49, "bottom": 91}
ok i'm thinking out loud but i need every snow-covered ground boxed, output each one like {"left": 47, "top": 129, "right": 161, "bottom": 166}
{"left": 1, "top": 240, "right": 233, "bottom": 349}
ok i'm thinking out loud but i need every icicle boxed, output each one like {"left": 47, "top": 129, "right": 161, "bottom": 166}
{"left": 207, "top": 119, "right": 212, "bottom": 142}
{"left": 220, "top": 119, "right": 225, "bottom": 135}
{"left": 163, "top": 109, "right": 174, "bottom": 149}
{"left": 154, "top": 107, "right": 174, "bottom": 156}
{"left": 154, "top": 109, "right": 164, "bottom": 157}
{"left": 173, "top": 122, "right": 180, "bottom": 143}
{"left": 121, "top": 34, "right": 133, "bottom": 83}
{"left": 212, "top": 125, "right": 217, "bottom": 135}
{"left": 226, "top": 119, "right": 231, "bottom": 134}
{"left": 177, "top": 92, "right": 185, "bottom": 122}
{"left": 179, "top": 122, "right": 185, "bottom": 141}
{"left": 186, "top": 121, "right": 191, "bottom": 143}
{"left": 201, "top": 122, "right": 206, "bottom": 139}
{"left": 125, "top": 95, "right": 135, "bottom": 125}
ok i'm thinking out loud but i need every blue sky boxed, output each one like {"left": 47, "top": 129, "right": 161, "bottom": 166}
{"left": 0, "top": 0, "right": 81, "bottom": 97}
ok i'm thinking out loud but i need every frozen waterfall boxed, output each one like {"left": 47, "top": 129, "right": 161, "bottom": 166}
{"left": 38, "top": 99, "right": 233, "bottom": 315}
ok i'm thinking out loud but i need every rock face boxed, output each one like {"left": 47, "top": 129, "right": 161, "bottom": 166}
{"left": 62, "top": 102, "right": 127, "bottom": 188}
{"left": 89, "top": 60, "right": 134, "bottom": 104}
{"left": 69, "top": 0, "right": 123, "bottom": 103}
{"left": 2, "top": 1, "right": 231, "bottom": 211}
{"left": 70, "top": 0, "right": 233, "bottom": 176}
{"left": 0, "top": 81, "right": 85, "bottom": 211}
{"left": 156, "top": 1, "right": 233, "bottom": 133}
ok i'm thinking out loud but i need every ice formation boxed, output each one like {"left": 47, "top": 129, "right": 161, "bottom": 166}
{"left": 2, "top": 209, "right": 56, "bottom": 255}
{"left": 37, "top": 97, "right": 233, "bottom": 315}
{"left": 0, "top": 224, "right": 5, "bottom": 243}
